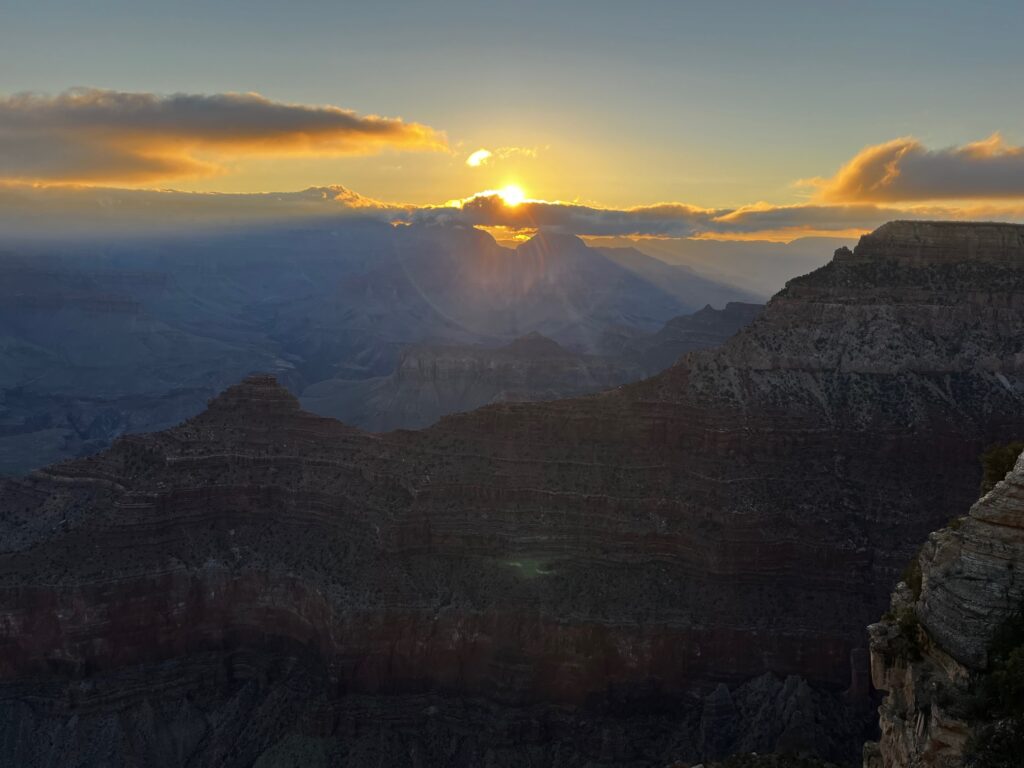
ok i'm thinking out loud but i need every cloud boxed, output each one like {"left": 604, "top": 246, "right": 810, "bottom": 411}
{"left": 5, "top": 181, "right": 1024, "bottom": 242}
{"left": 806, "top": 134, "right": 1024, "bottom": 203}
{"left": 0, "top": 88, "right": 447, "bottom": 184}
{"left": 464, "top": 146, "right": 538, "bottom": 167}
{"left": 408, "top": 193, "right": 915, "bottom": 238}
{"left": 0, "top": 182, "right": 407, "bottom": 237}
{"left": 710, "top": 202, "right": 914, "bottom": 234}
{"left": 412, "top": 194, "right": 721, "bottom": 236}
{"left": 411, "top": 192, "right": 1024, "bottom": 241}
{"left": 466, "top": 149, "right": 492, "bottom": 167}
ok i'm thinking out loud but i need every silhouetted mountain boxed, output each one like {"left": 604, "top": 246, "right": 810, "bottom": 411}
{"left": 0, "top": 222, "right": 1020, "bottom": 765}
{"left": 0, "top": 222, "right": 754, "bottom": 473}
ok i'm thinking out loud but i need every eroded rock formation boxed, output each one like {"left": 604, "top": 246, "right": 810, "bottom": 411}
{"left": 865, "top": 449, "right": 1024, "bottom": 768}
{"left": 1, "top": 221, "right": 1023, "bottom": 766}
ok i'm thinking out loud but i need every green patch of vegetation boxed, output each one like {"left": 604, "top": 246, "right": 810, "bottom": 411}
{"left": 894, "top": 606, "right": 923, "bottom": 662}
{"left": 901, "top": 556, "right": 923, "bottom": 601}
{"left": 504, "top": 557, "right": 555, "bottom": 578}
{"left": 980, "top": 442, "right": 1024, "bottom": 496}
{"left": 879, "top": 605, "right": 925, "bottom": 662}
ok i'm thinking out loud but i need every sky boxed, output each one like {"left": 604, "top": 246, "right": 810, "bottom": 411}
{"left": 2, "top": 0, "right": 1024, "bottom": 241}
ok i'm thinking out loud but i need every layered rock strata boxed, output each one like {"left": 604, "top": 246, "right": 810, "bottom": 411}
{"left": 1, "top": 221, "right": 1023, "bottom": 765}
{"left": 865, "top": 450, "right": 1024, "bottom": 767}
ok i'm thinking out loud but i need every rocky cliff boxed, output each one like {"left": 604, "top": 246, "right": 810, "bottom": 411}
{"left": 865, "top": 447, "right": 1024, "bottom": 768}
{"left": 0, "top": 221, "right": 1023, "bottom": 766}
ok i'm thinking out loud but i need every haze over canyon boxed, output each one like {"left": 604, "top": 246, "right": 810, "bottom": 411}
{"left": 1, "top": 220, "right": 1023, "bottom": 767}
{"left": 4, "top": 3, "right": 1024, "bottom": 765}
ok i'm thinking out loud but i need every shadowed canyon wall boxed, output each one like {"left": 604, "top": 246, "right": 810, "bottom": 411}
{"left": 1, "top": 221, "right": 1023, "bottom": 766}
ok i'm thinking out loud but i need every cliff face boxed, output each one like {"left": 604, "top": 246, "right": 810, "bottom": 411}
{"left": 1, "top": 221, "right": 1023, "bottom": 766}
{"left": 865, "top": 450, "right": 1024, "bottom": 768}
{"left": 842, "top": 220, "right": 1024, "bottom": 266}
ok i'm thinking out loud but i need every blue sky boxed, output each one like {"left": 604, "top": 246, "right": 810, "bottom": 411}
{"left": 1, "top": 0, "right": 1023, "bottom": 238}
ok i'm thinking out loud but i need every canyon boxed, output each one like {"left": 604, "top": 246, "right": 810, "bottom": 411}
{"left": 0, "top": 224, "right": 754, "bottom": 474}
{"left": 300, "top": 303, "right": 763, "bottom": 431}
{"left": 0, "top": 221, "right": 1023, "bottom": 766}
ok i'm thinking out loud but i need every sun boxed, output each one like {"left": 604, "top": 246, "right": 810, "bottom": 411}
{"left": 498, "top": 184, "right": 526, "bottom": 207}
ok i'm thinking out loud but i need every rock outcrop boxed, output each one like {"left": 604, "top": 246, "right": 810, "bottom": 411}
{"left": 1, "top": 221, "right": 1023, "bottom": 766}
{"left": 865, "top": 449, "right": 1024, "bottom": 768}
{"left": 841, "top": 220, "right": 1024, "bottom": 266}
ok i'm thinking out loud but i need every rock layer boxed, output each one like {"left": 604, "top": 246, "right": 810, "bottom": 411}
{"left": 865, "top": 451, "right": 1024, "bottom": 768}
{"left": 1, "top": 222, "right": 1024, "bottom": 765}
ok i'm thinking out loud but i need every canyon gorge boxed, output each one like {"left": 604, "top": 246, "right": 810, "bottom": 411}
{"left": 0, "top": 221, "right": 1023, "bottom": 766}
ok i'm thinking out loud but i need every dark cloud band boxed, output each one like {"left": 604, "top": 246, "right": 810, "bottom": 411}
{"left": 0, "top": 88, "right": 446, "bottom": 183}
{"left": 4, "top": 182, "right": 1021, "bottom": 240}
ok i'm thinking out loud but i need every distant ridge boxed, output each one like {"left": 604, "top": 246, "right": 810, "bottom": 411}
{"left": 1, "top": 222, "right": 1023, "bottom": 764}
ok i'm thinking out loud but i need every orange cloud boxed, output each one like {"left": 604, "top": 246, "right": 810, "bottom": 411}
{"left": 4, "top": 180, "right": 1024, "bottom": 242}
{"left": 805, "top": 133, "right": 1024, "bottom": 203}
{"left": 414, "top": 193, "right": 1024, "bottom": 240}
{"left": 0, "top": 88, "right": 447, "bottom": 184}
{"left": 415, "top": 193, "right": 721, "bottom": 236}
